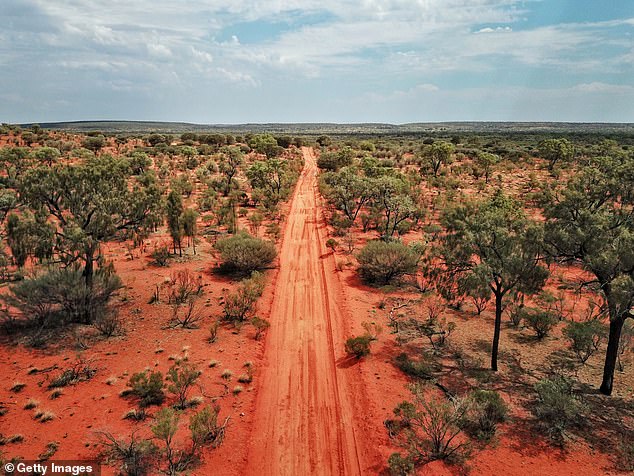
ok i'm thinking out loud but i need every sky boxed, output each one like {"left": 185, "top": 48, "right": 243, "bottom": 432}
{"left": 1, "top": 0, "right": 633, "bottom": 124}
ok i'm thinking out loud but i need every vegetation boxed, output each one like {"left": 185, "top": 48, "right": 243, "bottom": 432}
{"left": 357, "top": 240, "right": 419, "bottom": 284}
{"left": 533, "top": 376, "right": 585, "bottom": 446}
{"left": 215, "top": 232, "right": 276, "bottom": 274}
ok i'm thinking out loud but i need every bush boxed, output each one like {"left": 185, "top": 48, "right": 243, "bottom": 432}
{"left": 533, "top": 376, "right": 584, "bottom": 445}
{"left": 394, "top": 353, "right": 434, "bottom": 380}
{"left": 151, "top": 244, "right": 170, "bottom": 266}
{"left": 563, "top": 320, "right": 604, "bottom": 363}
{"left": 215, "top": 232, "right": 276, "bottom": 274}
{"left": 345, "top": 335, "right": 373, "bottom": 358}
{"left": 357, "top": 240, "right": 418, "bottom": 284}
{"left": 223, "top": 272, "right": 266, "bottom": 324}
{"left": 522, "top": 308, "right": 557, "bottom": 339}
{"left": 126, "top": 370, "right": 165, "bottom": 407}
{"left": 387, "top": 384, "right": 470, "bottom": 466}
{"left": 100, "top": 431, "right": 158, "bottom": 476}
{"left": 4, "top": 266, "right": 122, "bottom": 328}
{"left": 166, "top": 363, "right": 201, "bottom": 409}
{"left": 189, "top": 405, "right": 228, "bottom": 450}
{"left": 464, "top": 390, "right": 508, "bottom": 441}
{"left": 387, "top": 453, "right": 415, "bottom": 476}
{"left": 48, "top": 357, "right": 97, "bottom": 388}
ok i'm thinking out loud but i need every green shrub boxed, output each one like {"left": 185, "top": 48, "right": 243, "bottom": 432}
{"left": 464, "top": 390, "right": 508, "bottom": 440}
{"left": 522, "top": 308, "right": 557, "bottom": 339}
{"left": 357, "top": 240, "right": 418, "bottom": 284}
{"left": 4, "top": 266, "right": 122, "bottom": 328}
{"left": 345, "top": 335, "right": 374, "bottom": 358}
{"left": 563, "top": 320, "right": 604, "bottom": 363}
{"left": 215, "top": 232, "right": 276, "bottom": 274}
{"left": 533, "top": 376, "right": 584, "bottom": 445}
{"left": 223, "top": 272, "right": 265, "bottom": 324}
{"left": 166, "top": 363, "right": 201, "bottom": 409}
{"left": 388, "top": 384, "right": 470, "bottom": 465}
{"left": 126, "top": 370, "right": 165, "bottom": 407}
{"left": 387, "top": 453, "right": 415, "bottom": 476}
{"left": 394, "top": 353, "right": 434, "bottom": 380}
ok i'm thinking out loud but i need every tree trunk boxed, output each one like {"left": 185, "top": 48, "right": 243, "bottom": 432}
{"left": 491, "top": 291, "right": 503, "bottom": 371}
{"left": 600, "top": 315, "right": 625, "bottom": 396}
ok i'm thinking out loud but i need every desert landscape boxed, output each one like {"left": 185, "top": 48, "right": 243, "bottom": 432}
{"left": 1, "top": 1, "right": 633, "bottom": 475}
{"left": 0, "top": 124, "right": 631, "bottom": 476}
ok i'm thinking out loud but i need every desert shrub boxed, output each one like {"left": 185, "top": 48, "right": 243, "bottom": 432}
{"left": 150, "top": 244, "right": 170, "bottom": 266}
{"left": 394, "top": 353, "right": 435, "bottom": 380}
{"left": 169, "top": 300, "right": 203, "bottom": 329}
{"left": 48, "top": 356, "right": 96, "bottom": 388}
{"left": 463, "top": 390, "right": 508, "bottom": 441}
{"left": 533, "top": 375, "right": 584, "bottom": 445}
{"left": 126, "top": 370, "right": 165, "bottom": 407}
{"left": 563, "top": 320, "right": 605, "bottom": 363}
{"left": 345, "top": 322, "right": 382, "bottom": 358}
{"left": 387, "top": 384, "right": 470, "bottom": 467}
{"left": 251, "top": 316, "right": 270, "bottom": 340}
{"left": 357, "top": 240, "right": 418, "bottom": 284}
{"left": 208, "top": 320, "right": 219, "bottom": 343}
{"left": 189, "top": 405, "right": 229, "bottom": 450}
{"left": 167, "top": 269, "right": 202, "bottom": 305}
{"left": 4, "top": 266, "right": 122, "bottom": 328}
{"left": 93, "top": 311, "right": 122, "bottom": 337}
{"left": 325, "top": 238, "right": 338, "bottom": 252}
{"left": 522, "top": 308, "right": 557, "bottom": 339}
{"left": 166, "top": 363, "right": 201, "bottom": 409}
{"left": 222, "top": 272, "right": 265, "bottom": 324}
{"left": 215, "top": 232, "right": 276, "bottom": 274}
{"left": 152, "top": 408, "right": 195, "bottom": 474}
{"left": 100, "top": 432, "right": 157, "bottom": 476}
{"left": 387, "top": 453, "right": 415, "bottom": 476}
{"left": 345, "top": 335, "right": 373, "bottom": 358}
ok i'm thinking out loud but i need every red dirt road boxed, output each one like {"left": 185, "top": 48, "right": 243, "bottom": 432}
{"left": 246, "top": 148, "right": 364, "bottom": 475}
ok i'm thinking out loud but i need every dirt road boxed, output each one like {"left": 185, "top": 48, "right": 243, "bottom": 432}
{"left": 246, "top": 147, "right": 364, "bottom": 475}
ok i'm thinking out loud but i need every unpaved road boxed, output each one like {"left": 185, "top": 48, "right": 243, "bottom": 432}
{"left": 246, "top": 147, "right": 364, "bottom": 475}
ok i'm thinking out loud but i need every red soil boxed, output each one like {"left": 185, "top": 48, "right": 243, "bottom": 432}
{"left": 245, "top": 147, "right": 370, "bottom": 475}
{"left": 0, "top": 145, "right": 630, "bottom": 475}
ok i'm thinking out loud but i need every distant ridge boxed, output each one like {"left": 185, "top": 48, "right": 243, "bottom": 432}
{"left": 21, "top": 120, "right": 634, "bottom": 135}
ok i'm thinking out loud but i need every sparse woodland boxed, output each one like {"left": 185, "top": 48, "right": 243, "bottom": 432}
{"left": 0, "top": 123, "right": 633, "bottom": 474}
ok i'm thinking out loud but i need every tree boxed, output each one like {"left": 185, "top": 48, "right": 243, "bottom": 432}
{"left": 543, "top": 155, "right": 634, "bottom": 395}
{"left": 320, "top": 167, "right": 374, "bottom": 223}
{"left": 32, "top": 147, "right": 61, "bottom": 166}
{"left": 218, "top": 147, "right": 243, "bottom": 196}
{"left": 18, "top": 156, "right": 161, "bottom": 288}
{"left": 423, "top": 141, "right": 454, "bottom": 177}
{"left": 181, "top": 208, "right": 198, "bottom": 254}
{"left": 246, "top": 159, "right": 289, "bottom": 202}
{"left": 82, "top": 135, "right": 106, "bottom": 153}
{"left": 438, "top": 190, "right": 549, "bottom": 370}
{"left": 538, "top": 138, "right": 575, "bottom": 171}
{"left": 475, "top": 152, "right": 500, "bottom": 184}
{"left": 373, "top": 175, "right": 418, "bottom": 238}
{"left": 248, "top": 134, "right": 281, "bottom": 158}
{"left": 166, "top": 191, "right": 184, "bottom": 256}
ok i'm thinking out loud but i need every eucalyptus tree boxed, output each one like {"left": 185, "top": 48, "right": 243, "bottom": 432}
{"left": 18, "top": 155, "right": 162, "bottom": 288}
{"left": 543, "top": 155, "right": 634, "bottom": 395}
{"left": 437, "top": 190, "right": 549, "bottom": 370}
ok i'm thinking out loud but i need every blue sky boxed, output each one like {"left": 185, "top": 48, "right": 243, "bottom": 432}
{"left": 1, "top": 0, "right": 633, "bottom": 123}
